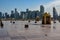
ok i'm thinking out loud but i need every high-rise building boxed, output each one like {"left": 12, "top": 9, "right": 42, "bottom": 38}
{"left": 33, "top": 11, "right": 37, "bottom": 19}
{"left": 14, "top": 8, "right": 19, "bottom": 19}
{"left": 30, "top": 11, "right": 37, "bottom": 19}
{"left": 5, "top": 12, "right": 8, "bottom": 19}
{"left": 26, "top": 8, "right": 29, "bottom": 19}
{"left": 28, "top": 11, "right": 31, "bottom": 19}
{"left": 20, "top": 11, "right": 26, "bottom": 19}
{"left": 40, "top": 5, "right": 44, "bottom": 19}
{"left": 10, "top": 10, "right": 14, "bottom": 18}
{"left": 53, "top": 7, "right": 58, "bottom": 20}
{"left": 2, "top": 14, "right": 5, "bottom": 18}
{"left": 26, "top": 8, "right": 29, "bottom": 13}
{"left": 0, "top": 12, "right": 2, "bottom": 19}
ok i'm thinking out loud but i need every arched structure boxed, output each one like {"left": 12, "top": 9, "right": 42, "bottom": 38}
{"left": 42, "top": 12, "right": 51, "bottom": 24}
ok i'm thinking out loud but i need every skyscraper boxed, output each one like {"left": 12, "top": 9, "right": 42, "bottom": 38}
{"left": 14, "top": 8, "right": 19, "bottom": 19}
{"left": 40, "top": 5, "right": 44, "bottom": 19}
{"left": 53, "top": 7, "right": 58, "bottom": 20}
{"left": 2, "top": 14, "right": 5, "bottom": 18}
{"left": 0, "top": 12, "right": 2, "bottom": 19}
{"left": 26, "top": 9, "right": 29, "bottom": 13}
{"left": 10, "top": 10, "right": 14, "bottom": 18}
{"left": 26, "top": 9, "right": 30, "bottom": 19}
{"left": 20, "top": 11, "right": 26, "bottom": 19}
{"left": 5, "top": 12, "right": 8, "bottom": 19}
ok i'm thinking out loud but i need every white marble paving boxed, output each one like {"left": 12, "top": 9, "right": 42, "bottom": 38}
{"left": 0, "top": 21, "right": 60, "bottom": 40}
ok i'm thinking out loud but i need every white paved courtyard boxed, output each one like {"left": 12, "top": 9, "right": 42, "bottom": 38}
{"left": 0, "top": 21, "right": 60, "bottom": 40}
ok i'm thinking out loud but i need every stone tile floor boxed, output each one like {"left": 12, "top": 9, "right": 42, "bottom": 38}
{"left": 0, "top": 21, "right": 60, "bottom": 40}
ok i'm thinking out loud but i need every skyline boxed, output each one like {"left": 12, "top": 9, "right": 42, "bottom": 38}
{"left": 0, "top": 0, "right": 60, "bottom": 16}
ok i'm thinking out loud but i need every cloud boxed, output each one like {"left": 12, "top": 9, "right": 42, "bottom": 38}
{"left": 44, "top": 0, "right": 60, "bottom": 17}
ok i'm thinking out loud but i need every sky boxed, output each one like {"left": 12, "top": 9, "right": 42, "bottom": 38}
{"left": 0, "top": 0, "right": 60, "bottom": 16}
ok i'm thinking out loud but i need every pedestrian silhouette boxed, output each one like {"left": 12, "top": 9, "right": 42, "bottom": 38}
{"left": 1, "top": 21, "right": 3, "bottom": 28}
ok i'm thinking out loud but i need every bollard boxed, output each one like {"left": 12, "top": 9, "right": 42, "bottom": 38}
{"left": 45, "top": 34, "right": 47, "bottom": 36}
{"left": 28, "top": 20, "right": 30, "bottom": 23}
{"left": 54, "top": 21, "right": 56, "bottom": 23}
{"left": 13, "top": 21, "right": 15, "bottom": 24}
{"left": 25, "top": 24, "right": 29, "bottom": 28}
{"left": 53, "top": 26, "right": 55, "bottom": 29}
{"left": 59, "top": 20, "right": 60, "bottom": 22}
{"left": 35, "top": 21, "right": 37, "bottom": 23}
{"left": 10, "top": 21, "right": 12, "bottom": 23}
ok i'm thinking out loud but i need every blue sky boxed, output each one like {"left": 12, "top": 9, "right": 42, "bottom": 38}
{"left": 0, "top": 0, "right": 55, "bottom": 14}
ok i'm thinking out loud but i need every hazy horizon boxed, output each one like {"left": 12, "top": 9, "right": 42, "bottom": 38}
{"left": 0, "top": 0, "right": 60, "bottom": 17}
